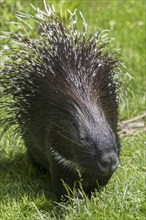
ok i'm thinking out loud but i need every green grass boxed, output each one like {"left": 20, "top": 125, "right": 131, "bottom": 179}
{"left": 0, "top": 131, "right": 145, "bottom": 220}
{"left": 0, "top": 0, "right": 145, "bottom": 219}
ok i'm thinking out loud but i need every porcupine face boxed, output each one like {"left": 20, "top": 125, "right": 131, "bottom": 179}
{"left": 69, "top": 103, "right": 119, "bottom": 185}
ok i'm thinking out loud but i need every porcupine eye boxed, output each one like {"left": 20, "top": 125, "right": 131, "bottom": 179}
{"left": 80, "top": 136, "right": 90, "bottom": 144}
{"left": 80, "top": 134, "right": 94, "bottom": 150}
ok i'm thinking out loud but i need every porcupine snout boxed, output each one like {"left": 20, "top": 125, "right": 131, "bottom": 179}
{"left": 94, "top": 130, "right": 119, "bottom": 176}
{"left": 75, "top": 109, "right": 119, "bottom": 177}
{"left": 97, "top": 151, "right": 119, "bottom": 175}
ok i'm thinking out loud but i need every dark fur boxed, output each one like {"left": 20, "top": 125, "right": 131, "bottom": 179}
{"left": 0, "top": 6, "right": 121, "bottom": 198}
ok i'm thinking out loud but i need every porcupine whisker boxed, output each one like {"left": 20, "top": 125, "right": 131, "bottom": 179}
{"left": 51, "top": 129, "right": 95, "bottom": 154}
{"left": 55, "top": 131, "right": 83, "bottom": 148}
{"left": 53, "top": 129, "right": 97, "bottom": 153}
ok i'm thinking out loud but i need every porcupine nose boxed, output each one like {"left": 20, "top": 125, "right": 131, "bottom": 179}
{"left": 98, "top": 152, "right": 119, "bottom": 174}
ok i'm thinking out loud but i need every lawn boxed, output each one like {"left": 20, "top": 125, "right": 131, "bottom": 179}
{"left": 0, "top": 0, "right": 145, "bottom": 220}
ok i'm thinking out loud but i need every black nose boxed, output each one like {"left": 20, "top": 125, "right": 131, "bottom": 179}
{"left": 98, "top": 153, "right": 119, "bottom": 174}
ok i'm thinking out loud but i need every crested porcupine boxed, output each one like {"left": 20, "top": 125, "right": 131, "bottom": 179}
{"left": 0, "top": 3, "right": 123, "bottom": 199}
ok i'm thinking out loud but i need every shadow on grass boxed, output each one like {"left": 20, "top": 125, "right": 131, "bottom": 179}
{"left": 0, "top": 152, "right": 64, "bottom": 218}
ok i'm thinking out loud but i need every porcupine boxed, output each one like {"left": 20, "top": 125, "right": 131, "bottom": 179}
{"left": 0, "top": 3, "right": 122, "bottom": 199}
